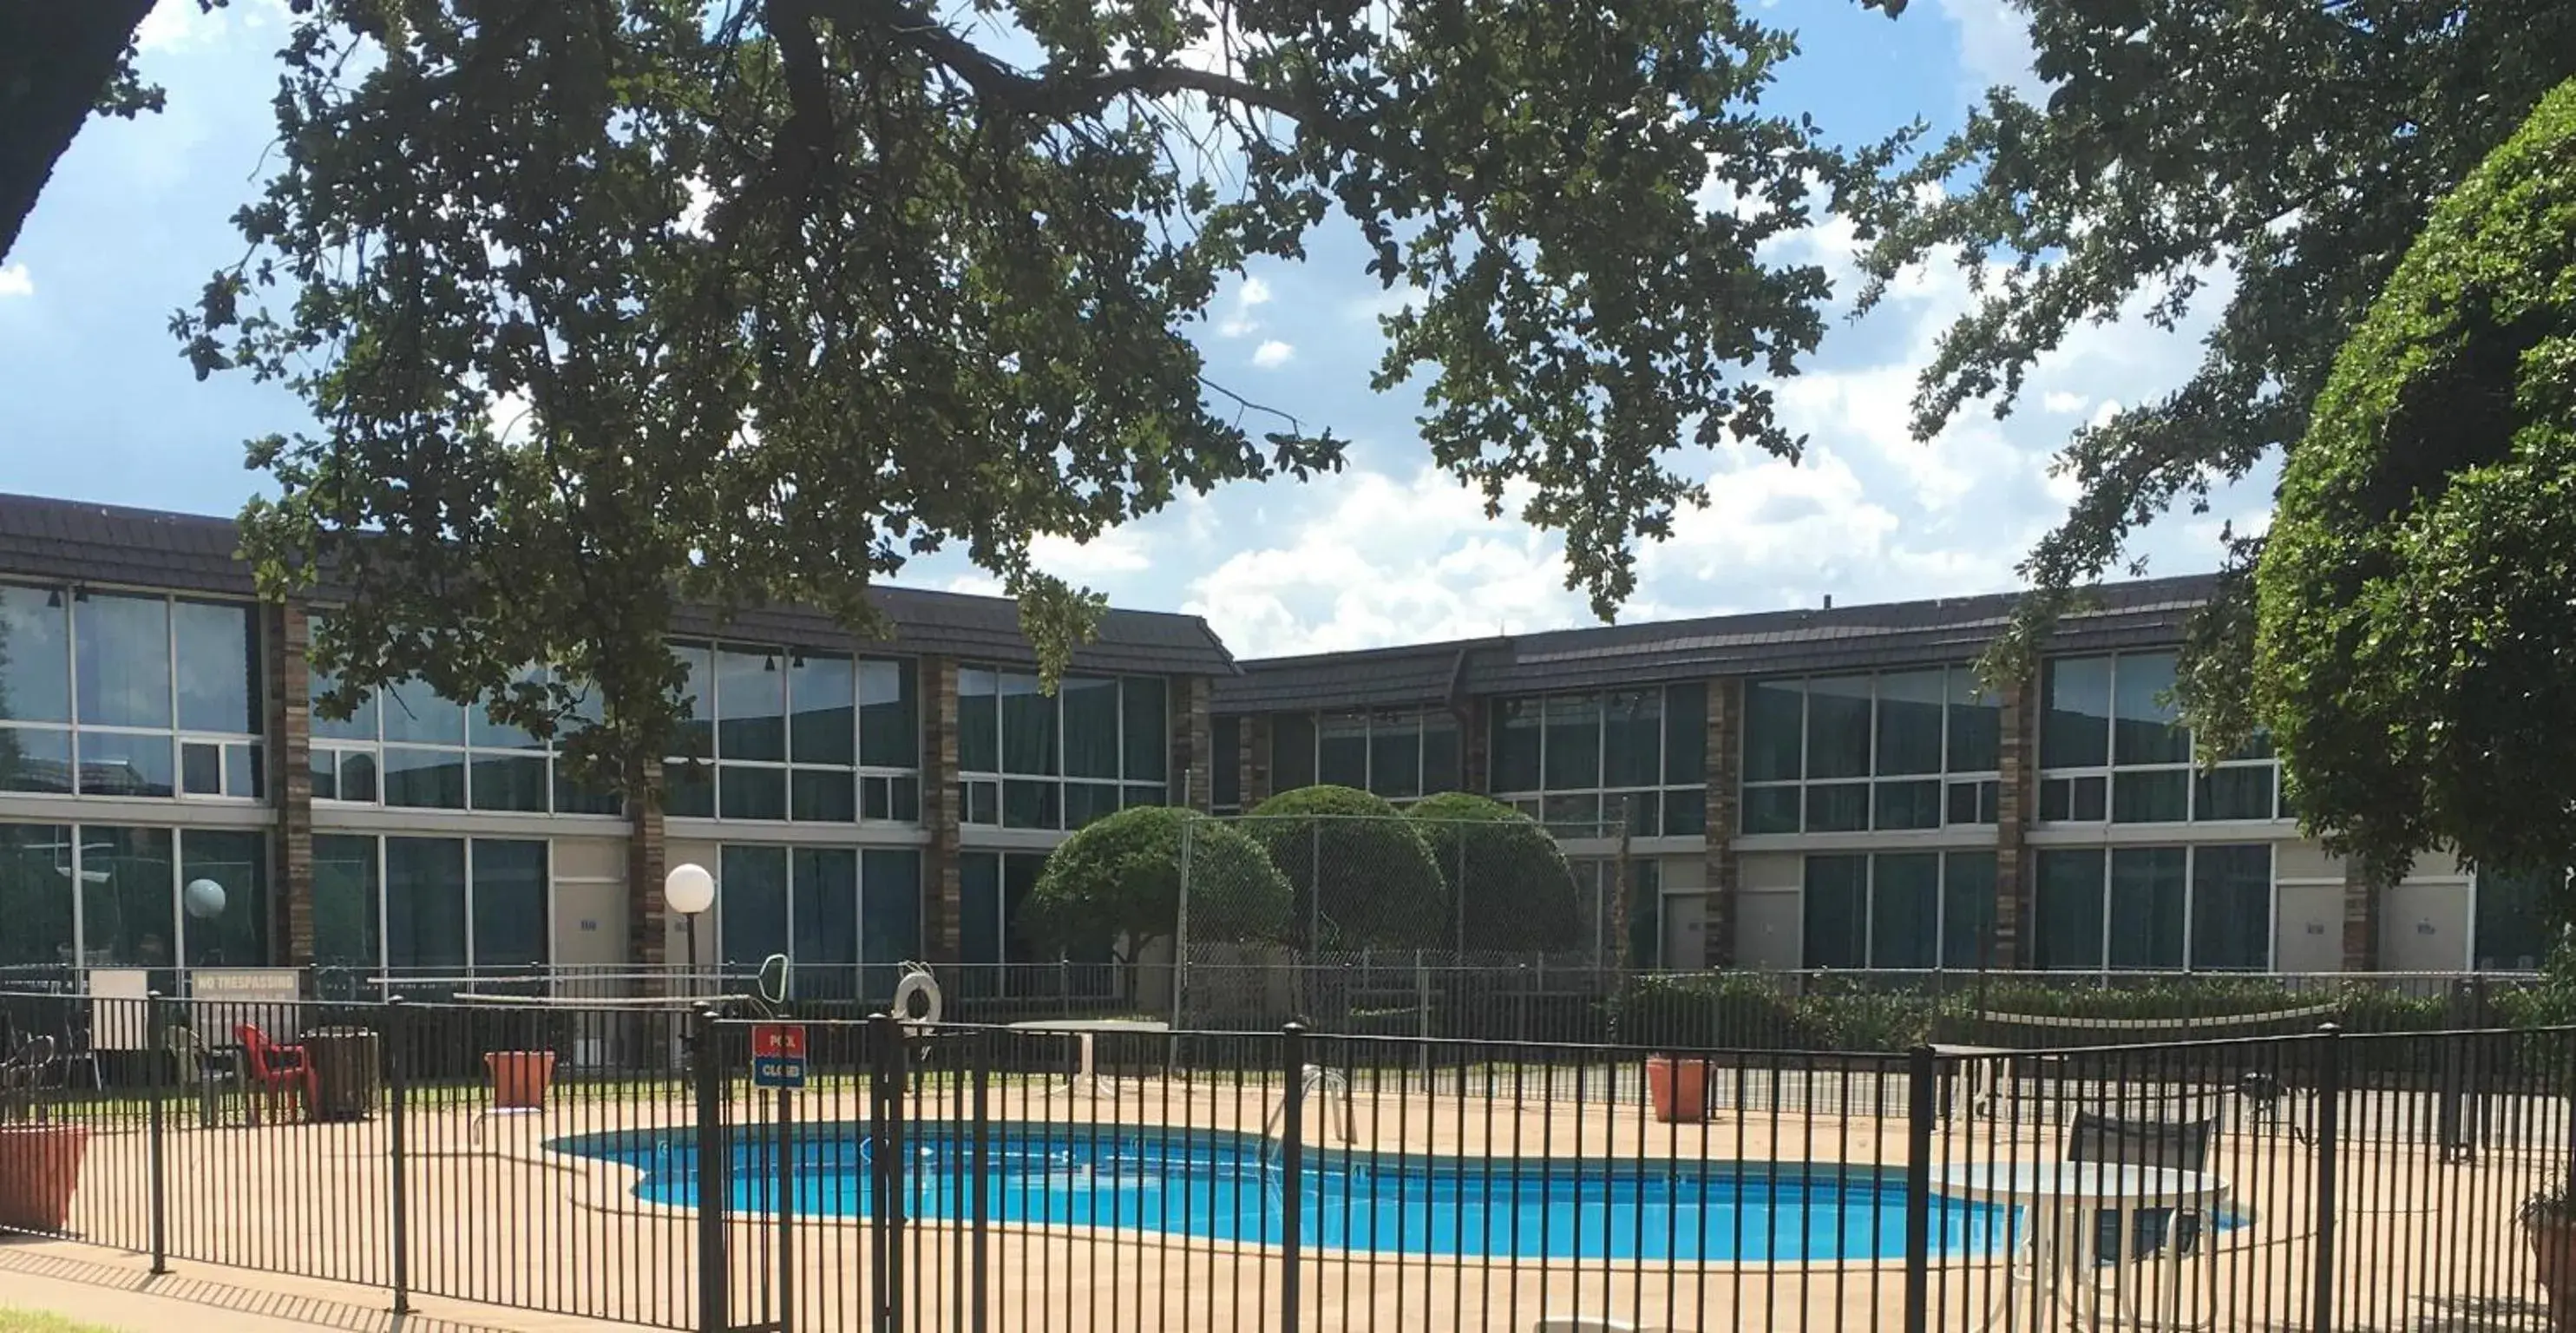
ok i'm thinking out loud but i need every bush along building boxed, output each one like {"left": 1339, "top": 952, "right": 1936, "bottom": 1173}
{"left": 0, "top": 489, "right": 2547, "bottom": 993}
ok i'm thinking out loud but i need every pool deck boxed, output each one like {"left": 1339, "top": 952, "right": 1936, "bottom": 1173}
{"left": 15, "top": 1070, "right": 2562, "bottom": 1332}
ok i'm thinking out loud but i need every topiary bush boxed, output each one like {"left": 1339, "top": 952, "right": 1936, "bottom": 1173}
{"left": 1406, "top": 791, "right": 1583, "bottom": 954}
{"left": 1242, "top": 785, "right": 1448, "bottom": 949}
{"left": 1023, "top": 806, "right": 1292, "bottom": 962}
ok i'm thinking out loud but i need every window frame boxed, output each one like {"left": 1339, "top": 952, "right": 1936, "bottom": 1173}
{"left": 1265, "top": 706, "right": 1462, "bottom": 806}
{"left": 1738, "top": 666, "right": 2002, "bottom": 836}
{"left": 309, "top": 834, "right": 554, "bottom": 981}
{"left": 1487, "top": 685, "right": 1710, "bottom": 838}
{"left": 663, "top": 643, "right": 921, "bottom": 824}
{"left": 0, "top": 583, "right": 265, "bottom": 805}
{"left": 0, "top": 822, "right": 274, "bottom": 970}
{"left": 2036, "top": 652, "right": 2285, "bottom": 829}
{"left": 955, "top": 668, "right": 1169, "bottom": 830}
{"left": 2031, "top": 841, "right": 2278, "bottom": 972}
{"left": 1797, "top": 849, "right": 2000, "bottom": 969}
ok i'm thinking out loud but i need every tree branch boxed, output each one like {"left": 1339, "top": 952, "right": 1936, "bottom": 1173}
{"left": 819, "top": 0, "right": 1311, "bottom": 121}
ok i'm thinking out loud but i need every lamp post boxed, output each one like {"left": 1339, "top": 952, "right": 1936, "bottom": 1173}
{"left": 182, "top": 877, "right": 226, "bottom": 968}
{"left": 665, "top": 863, "right": 715, "bottom": 998}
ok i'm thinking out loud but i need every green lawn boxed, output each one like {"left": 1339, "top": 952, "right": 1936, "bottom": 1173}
{"left": 0, "top": 1308, "right": 127, "bottom": 1333}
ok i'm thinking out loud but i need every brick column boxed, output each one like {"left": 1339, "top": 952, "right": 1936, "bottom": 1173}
{"left": 919, "top": 655, "right": 964, "bottom": 962}
{"left": 1702, "top": 677, "right": 1740, "bottom": 969}
{"left": 1993, "top": 673, "right": 2037, "bottom": 969}
{"left": 2342, "top": 861, "right": 2381, "bottom": 971}
{"left": 1242, "top": 715, "right": 1274, "bottom": 809}
{"left": 1458, "top": 699, "right": 1489, "bottom": 793}
{"left": 626, "top": 768, "right": 668, "bottom": 980}
{"left": 1170, "top": 675, "right": 1212, "bottom": 811}
{"left": 268, "top": 601, "right": 315, "bottom": 969}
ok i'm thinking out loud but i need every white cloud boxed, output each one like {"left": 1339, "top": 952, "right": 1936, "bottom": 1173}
{"left": 0, "top": 265, "right": 29, "bottom": 299}
{"left": 2042, "top": 391, "right": 2089, "bottom": 415}
{"left": 1032, "top": 528, "right": 1153, "bottom": 576}
{"left": 137, "top": 0, "right": 286, "bottom": 52}
{"left": 1934, "top": 0, "right": 2042, "bottom": 97}
{"left": 1216, "top": 274, "right": 1273, "bottom": 338}
{"left": 1251, "top": 339, "right": 1295, "bottom": 369}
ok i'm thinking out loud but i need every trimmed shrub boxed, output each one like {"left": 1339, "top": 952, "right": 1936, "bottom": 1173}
{"left": 1024, "top": 806, "right": 1291, "bottom": 960}
{"left": 1406, "top": 791, "right": 1583, "bottom": 953}
{"left": 1242, "top": 785, "right": 1448, "bottom": 949}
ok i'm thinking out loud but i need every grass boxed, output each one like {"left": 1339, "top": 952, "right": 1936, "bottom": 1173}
{"left": 0, "top": 1309, "right": 127, "bottom": 1333}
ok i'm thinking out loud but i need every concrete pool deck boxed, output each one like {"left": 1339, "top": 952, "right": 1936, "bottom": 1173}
{"left": 14, "top": 1070, "right": 2564, "bottom": 1331}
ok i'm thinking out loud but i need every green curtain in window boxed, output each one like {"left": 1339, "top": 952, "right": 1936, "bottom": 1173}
{"left": 2107, "top": 846, "right": 2187, "bottom": 969}
{"left": 719, "top": 844, "right": 790, "bottom": 968}
{"left": 716, "top": 647, "right": 786, "bottom": 762}
{"left": 2189, "top": 844, "right": 2272, "bottom": 970}
{"left": 179, "top": 828, "right": 267, "bottom": 967}
{"left": 1662, "top": 683, "right": 1708, "bottom": 785}
{"left": 1421, "top": 717, "right": 1462, "bottom": 793}
{"left": 791, "top": 848, "right": 861, "bottom": 984}
{"left": 2112, "top": 652, "right": 2191, "bottom": 765}
{"left": 956, "top": 668, "right": 999, "bottom": 772}
{"left": 1602, "top": 690, "right": 1662, "bottom": 788}
{"left": 0, "top": 822, "right": 73, "bottom": 969}
{"left": 1121, "top": 678, "right": 1167, "bottom": 783}
{"left": 1367, "top": 714, "right": 1420, "bottom": 798}
{"left": 1544, "top": 694, "right": 1603, "bottom": 790}
{"left": 1061, "top": 676, "right": 1122, "bottom": 778}
{"left": 311, "top": 834, "right": 380, "bottom": 975}
{"left": 790, "top": 654, "right": 856, "bottom": 766}
{"left": 1873, "top": 672, "right": 1945, "bottom": 776}
{"left": 999, "top": 673, "right": 1058, "bottom": 775}
{"left": 861, "top": 850, "right": 923, "bottom": 1000}
{"left": 2034, "top": 848, "right": 2106, "bottom": 969}
{"left": 384, "top": 837, "right": 467, "bottom": 971}
{"left": 2475, "top": 865, "right": 2563, "bottom": 970}
{"left": 470, "top": 838, "right": 548, "bottom": 969}
{"left": 958, "top": 852, "right": 1002, "bottom": 966}
{"left": 80, "top": 824, "right": 174, "bottom": 968}
{"left": 1802, "top": 854, "right": 1869, "bottom": 969}
{"left": 2040, "top": 658, "right": 2112, "bottom": 770}
{"left": 1487, "top": 700, "right": 1543, "bottom": 791}
{"left": 1945, "top": 667, "right": 2000, "bottom": 773}
{"left": 1805, "top": 677, "right": 1872, "bottom": 780}
{"left": 1869, "top": 852, "right": 1941, "bottom": 969}
{"left": 1315, "top": 711, "right": 1370, "bottom": 788}
{"left": 1742, "top": 680, "right": 1804, "bottom": 782}
{"left": 858, "top": 658, "right": 919, "bottom": 768}
{"left": 1942, "top": 851, "right": 1999, "bottom": 969}
{"left": 1271, "top": 714, "right": 1316, "bottom": 789}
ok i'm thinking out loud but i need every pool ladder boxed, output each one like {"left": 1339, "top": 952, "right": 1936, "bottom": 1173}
{"left": 1262, "top": 1063, "right": 1354, "bottom": 1169}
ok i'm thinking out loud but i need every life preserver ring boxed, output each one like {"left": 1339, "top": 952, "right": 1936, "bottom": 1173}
{"left": 891, "top": 966, "right": 942, "bottom": 1026}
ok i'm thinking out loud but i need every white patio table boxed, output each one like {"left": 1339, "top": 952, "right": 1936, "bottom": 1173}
{"left": 1931, "top": 1160, "right": 2230, "bottom": 1332}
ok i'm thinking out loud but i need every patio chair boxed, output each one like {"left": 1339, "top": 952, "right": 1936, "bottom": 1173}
{"left": 233, "top": 1023, "right": 316, "bottom": 1125}
{"left": 2066, "top": 1110, "right": 2217, "bottom": 1262}
{"left": 0, "top": 1035, "right": 56, "bottom": 1120}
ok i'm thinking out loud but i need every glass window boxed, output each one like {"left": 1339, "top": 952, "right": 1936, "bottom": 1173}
{"left": 1874, "top": 779, "right": 1942, "bottom": 831}
{"left": 1664, "top": 788, "right": 1708, "bottom": 837}
{"left": 1740, "top": 785, "right": 1800, "bottom": 835}
{"left": 469, "top": 753, "right": 550, "bottom": 812}
{"left": 720, "top": 844, "right": 790, "bottom": 967}
{"left": 0, "top": 727, "right": 72, "bottom": 794}
{"left": 860, "top": 849, "right": 922, "bottom": 982}
{"left": 719, "top": 764, "right": 788, "bottom": 820}
{"left": 1065, "top": 781, "right": 1121, "bottom": 829}
{"left": 1802, "top": 853, "right": 1869, "bottom": 969}
{"left": 469, "top": 672, "right": 545, "bottom": 751}
{"left": 311, "top": 835, "right": 380, "bottom": 975}
{"left": 81, "top": 825, "right": 174, "bottom": 969}
{"left": 1122, "top": 678, "right": 1167, "bottom": 783}
{"left": 1603, "top": 689, "right": 1662, "bottom": 788}
{"left": 1369, "top": 712, "right": 1421, "bottom": 798}
{"left": 1271, "top": 713, "right": 1316, "bottom": 790}
{"left": 0, "top": 586, "right": 70, "bottom": 722}
{"left": 1662, "top": 683, "right": 1707, "bottom": 785}
{"left": 858, "top": 659, "right": 917, "bottom": 768}
{"left": 2035, "top": 848, "right": 2106, "bottom": 969}
{"left": 1315, "top": 712, "right": 1369, "bottom": 788}
{"left": 2107, "top": 846, "right": 2186, "bottom": 970}
{"left": 466, "top": 838, "right": 547, "bottom": 969}
{"left": 1489, "top": 699, "right": 1542, "bottom": 792}
{"left": 670, "top": 643, "right": 716, "bottom": 758}
{"left": 1946, "top": 668, "right": 2000, "bottom": 773}
{"left": 1060, "top": 677, "right": 1122, "bottom": 779}
{"left": 959, "top": 851, "right": 1002, "bottom": 965}
{"left": 791, "top": 769, "right": 855, "bottom": 822}
{"left": 1874, "top": 671, "right": 1945, "bottom": 776}
{"left": 957, "top": 667, "right": 999, "bottom": 772}
{"left": 663, "top": 761, "right": 714, "bottom": 818}
{"left": 1805, "top": 676, "right": 1872, "bottom": 779}
{"left": 1942, "top": 851, "right": 1998, "bottom": 969}
{"left": 1871, "top": 852, "right": 1941, "bottom": 969}
{"left": 1002, "top": 851, "right": 1047, "bottom": 964}
{"left": 1543, "top": 694, "right": 1603, "bottom": 790}
{"left": 1212, "top": 717, "right": 1242, "bottom": 809}
{"left": 716, "top": 647, "right": 786, "bottom": 762}
{"left": 1805, "top": 782, "right": 1869, "bottom": 833}
{"left": 75, "top": 594, "right": 171, "bottom": 729}
{"left": 1002, "top": 778, "right": 1059, "bottom": 830}
{"left": 2195, "top": 766, "right": 2277, "bottom": 821}
{"left": 789, "top": 653, "right": 855, "bottom": 765}
{"left": 2476, "top": 866, "right": 2562, "bottom": 970}
{"left": 384, "top": 837, "right": 468, "bottom": 971}
{"left": 2112, "top": 651, "right": 2190, "bottom": 765}
{"left": 383, "top": 746, "right": 467, "bottom": 809}
{"left": 308, "top": 664, "right": 378, "bottom": 743}
{"left": 77, "top": 732, "right": 174, "bottom": 797}
{"left": 180, "top": 829, "right": 268, "bottom": 967}
{"left": 2112, "top": 769, "right": 2190, "bottom": 824}
{"left": 381, "top": 677, "right": 467, "bottom": 746}
{"left": 0, "top": 823, "right": 74, "bottom": 969}
{"left": 2040, "top": 657, "right": 2113, "bottom": 770}
{"left": 999, "top": 673, "right": 1057, "bottom": 775}
{"left": 2191, "top": 844, "right": 2271, "bottom": 970}
{"left": 790, "top": 847, "right": 860, "bottom": 972}
{"left": 1422, "top": 715, "right": 1461, "bottom": 793}
{"left": 1743, "top": 680, "right": 1803, "bottom": 782}
{"left": 168, "top": 601, "right": 258, "bottom": 734}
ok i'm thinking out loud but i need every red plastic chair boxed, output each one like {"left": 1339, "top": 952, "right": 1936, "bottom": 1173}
{"left": 233, "top": 1024, "right": 316, "bottom": 1125}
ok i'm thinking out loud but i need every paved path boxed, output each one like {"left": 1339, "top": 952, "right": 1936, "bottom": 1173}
{"left": 0, "top": 1243, "right": 617, "bottom": 1333}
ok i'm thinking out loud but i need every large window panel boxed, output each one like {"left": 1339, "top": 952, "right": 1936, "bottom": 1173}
{"left": 2041, "top": 657, "right": 2113, "bottom": 770}
{"left": 311, "top": 835, "right": 379, "bottom": 974}
{"left": 179, "top": 829, "right": 266, "bottom": 967}
{"left": 716, "top": 647, "right": 786, "bottom": 762}
{"left": 307, "top": 664, "right": 378, "bottom": 743}
{"left": 1870, "top": 853, "right": 1941, "bottom": 969}
{"left": 2195, "top": 766, "right": 2277, "bottom": 822}
{"left": 1942, "top": 851, "right": 1998, "bottom": 969}
{"left": 672, "top": 644, "right": 714, "bottom": 758}
{"left": 1060, "top": 677, "right": 1122, "bottom": 779}
{"left": 861, "top": 849, "right": 923, "bottom": 977}
{"left": 1316, "top": 712, "right": 1370, "bottom": 788}
{"left": 76, "top": 732, "right": 173, "bottom": 797}
{"left": 2107, "top": 847, "right": 2186, "bottom": 970}
{"left": 1804, "top": 676, "right": 1873, "bottom": 779}
{"left": 1603, "top": 689, "right": 1663, "bottom": 788}
{"left": 1743, "top": 680, "right": 1804, "bottom": 782}
{"left": 1212, "top": 718, "right": 1242, "bottom": 811}
{"left": 2035, "top": 848, "right": 2106, "bottom": 969}
{"left": 469, "top": 673, "right": 545, "bottom": 751}
{"left": 1874, "top": 671, "right": 1946, "bottom": 776}
{"left": 858, "top": 659, "right": 918, "bottom": 768}
{"left": 790, "top": 848, "right": 861, "bottom": 969}
{"left": 957, "top": 668, "right": 1000, "bottom": 772}
{"left": 470, "top": 839, "right": 548, "bottom": 969}
{"left": 1946, "top": 670, "right": 2000, "bottom": 773}
{"left": 469, "top": 753, "right": 550, "bottom": 812}
{"left": 719, "top": 765, "right": 788, "bottom": 820}
{"left": 959, "top": 852, "right": 1002, "bottom": 966}
{"left": 1663, "top": 683, "right": 1708, "bottom": 785}
{"left": 2190, "top": 844, "right": 2271, "bottom": 970}
{"left": 1805, "top": 782, "right": 1870, "bottom": 833}
{"left": 172, "top": 601, "right": 259, "bottom": 735}
{"left": 1872, "top": 779, "right": 1942, "bottom": 831}
{"left": 0, "top": 586, "right": 70, "bottom": 722}
{"left": 384, "top": 837, "right": 468, "bottom": 971}
{"left": 74, "top": 594, "right": 171, "bottom": 729}
{"left": 720, "top": 844, "right": 790, "bottom": 967}
{"left": 0, "top": 727, "right": 72, "bottom": 794}
{"left": 1489, "top": 699, "right": 1542, "bottom": 792}
{"left": 1542, "top": 693, "right": 1603, "bottom": 790}
{"left": 2476, "top": 867, "right": 2561, "bottom": 970}
{"left": 1271, "top": 714, "right": 1316, "bottom": 790}
{"left": 1802, "top": 853, "right": 1869, "bottom": 969}
{"left": 382, "top": 677, "right": 467, "bottom": 746}
{"left": 1002, "top": 851, "right": 1046, "bottom": 964}
{"left": 2112, "top": 651, "right": 2189, "bottom": 765}
{"left": 1121, "top": 678, "right": 1167, "bottom": 783}
{"left": 789, "top": 654, "right": 855, "bottom": 766}
{"left": 82, "top": 825, "right": 174, "bottom": 968}
{"left": 1369, "top": 713, "right": 1421, "bottom": 798}
{"left": 0, "top": 823, "right": 74, "bottom": 969}
{"left": 999, "top": 673, "right": 1058, "bottom": 775}
{"left": 1740, "top": 785, "right": 1801, "bottom": 835}
{"left": 383, "top": 746, "right": 467, "bottom": 809}
{"left": 1422, "top": 715, "right": 1461, "bottom": 794}
{"left": 2111, "top": 769, "right": 2190, "bottom": 824}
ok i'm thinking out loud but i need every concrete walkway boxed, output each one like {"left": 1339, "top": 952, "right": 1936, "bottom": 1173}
{"left": 0, "top": 1243, "right": 620, "bottom": 1333}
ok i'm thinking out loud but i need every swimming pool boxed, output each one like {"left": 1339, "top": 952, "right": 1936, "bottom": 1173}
{"left": 553, "top": 1123, "right": 2016, "bottom": 1263}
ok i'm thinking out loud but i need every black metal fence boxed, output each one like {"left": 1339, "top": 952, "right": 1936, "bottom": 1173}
{"left": 2, "top": 987, "right": 2572, "bottom": 1331}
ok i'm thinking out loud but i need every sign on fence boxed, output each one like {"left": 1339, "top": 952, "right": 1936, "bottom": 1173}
{"left": 750, "top": 1021, "right": 808, "bottom": 1089}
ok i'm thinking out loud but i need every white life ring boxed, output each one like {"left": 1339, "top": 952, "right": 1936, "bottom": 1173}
{"left": 891, "top": 966, "right": 942, "bottom": 1026}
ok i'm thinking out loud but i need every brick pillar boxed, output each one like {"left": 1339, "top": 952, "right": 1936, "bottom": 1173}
{"left": 1994, "top": 673, "right": 2037, "bottom": 970}
{"left": 1458, "top": 699, "right": 1489, "bottom": 793}
{"left": 2342, "top": 861, "right": 2380, "bottom": 972}
{"left": 1702, "top": 677, "right": 1740, "bottom": 969}
{"left": 920, "top": 655, "right": 964, "bottom": 962}
{"left": 268, "top": 601, "right": 315, "bottom": 969}
{"left": 626, "top": 768, "right": 668, "bottom": 981}
{"left": 1242, "top": 715, "right": 1274, "bottom": 809}
{"left": 1170, "top": 675, "right": 1212, "bottom": 812}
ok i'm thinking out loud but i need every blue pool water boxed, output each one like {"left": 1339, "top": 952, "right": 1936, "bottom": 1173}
{"left": 553, "top": 1123, "right": 2018, "bottom": 1263}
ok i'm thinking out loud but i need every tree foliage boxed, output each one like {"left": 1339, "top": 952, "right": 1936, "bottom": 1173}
{"left": 162, "top": 0, "right": 1911, "bottom": 791}
{"left": 1023, "top": 804, "right": 1289, "bottom": 960}
{"left": 1406, "top": 790, "right": 1579, "bottom": 953}
{"left": 1243, "top": 785, "right": 1445, "bottom": 949}
{"left": 2253, "top": 78, "right": 2576, "bottom": 887}
{"left": 1863, "top": 1, "right": 2576, "bottom": 685}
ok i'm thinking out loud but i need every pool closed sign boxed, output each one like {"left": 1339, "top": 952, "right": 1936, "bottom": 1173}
{"left": 751, "top": 1022, "right": 809, "bottom": 1090}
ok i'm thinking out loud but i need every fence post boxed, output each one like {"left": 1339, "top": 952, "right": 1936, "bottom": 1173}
{"left": 1904, "top": 1044, "right": 1935, "bottom": 1333}
{"left": 145, "top": 990, "right": 167, "bottom": 1276}
{"left": 385, "top": 995, "right": 410, "bottom": 1316}
{"left": 870, "top": 1011, "right": 909, "bottom": 1333}
{"left": 1281, "top": 1021, "right": 1307, "bottom": 1331}
{"left": 693, "top": 1004, "right": 730, "bottom": 1333}
{"left": 2311, "top": 1021, "right": 2342, "bottom": 1333}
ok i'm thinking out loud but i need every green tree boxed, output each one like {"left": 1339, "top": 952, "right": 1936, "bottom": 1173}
{"left": 1406, "top": 791, "right": 1580, "bottom": 954}
{"left": 2252, "top": 78, "right": 2576, "bottom": 887}
{"left": 140, "top": 0, "right": 1913, "bottom": 794}
{"left": 1244, "top": 785, "right": 1445, "bottom": 950}
{"left": 1022, "top": 805, "right": 1290, "bottom": 962}
{"left": 1862, "top": 2, "right": 2576, "bottom": 686}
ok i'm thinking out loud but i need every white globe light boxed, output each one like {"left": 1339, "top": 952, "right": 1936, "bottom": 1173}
{"left": 182, "top": 878, "right": 226, "bottom": 919}
{"left": 665, "top": 863, "right": 716, "bottom": 916}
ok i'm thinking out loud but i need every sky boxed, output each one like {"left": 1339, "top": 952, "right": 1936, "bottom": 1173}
{"left": 0, "top": 0, "right": 2273, "bottom": 661}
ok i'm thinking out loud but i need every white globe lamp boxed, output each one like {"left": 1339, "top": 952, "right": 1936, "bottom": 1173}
{"left": 182, "top": 877, "right": 226, "bottom": 919}
{"left": 665, "top": 863, "right": 716, "bottom": 991}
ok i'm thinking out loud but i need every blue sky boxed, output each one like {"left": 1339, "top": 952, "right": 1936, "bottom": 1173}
{"left": 0, "top": 0, "right": 2271, "bottom": 660}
